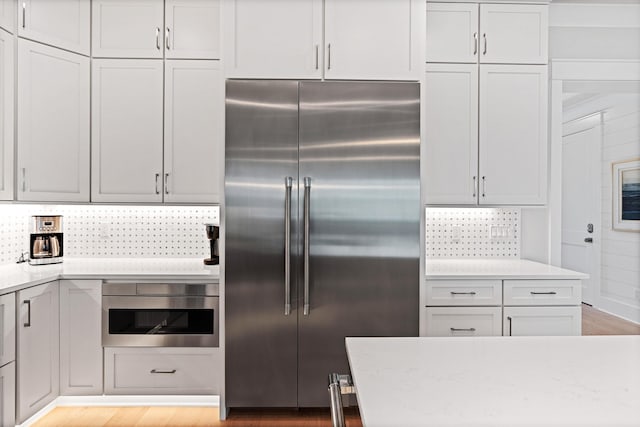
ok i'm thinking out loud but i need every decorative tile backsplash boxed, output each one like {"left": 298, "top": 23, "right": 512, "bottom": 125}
{"left": 0, "top": 204, "right": 219, "bottom": 265}
{"left": 426, "top": 208, "right": 520, "bottom": 259}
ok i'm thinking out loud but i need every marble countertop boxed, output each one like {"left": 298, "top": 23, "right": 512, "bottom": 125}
{"left": 346, "top": 336, "right": 640, "bottom": 427}
{"left": 0, "top": 258, "right": 219, "bottom": 295}
{"left": 426, "top": 259, "right": 588, "bottom": 280}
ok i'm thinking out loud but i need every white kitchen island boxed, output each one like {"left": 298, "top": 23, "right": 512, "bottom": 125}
{"left": 346, "top": 336, "right": 640, "bottom": 427}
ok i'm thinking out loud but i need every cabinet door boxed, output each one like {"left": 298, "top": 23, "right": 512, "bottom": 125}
{"left": 504, "top": 306, "right": 581, "bottom": 336}
{"left": 91, "top": 59, "right": 163, "bottom": 202}
{"left": 0, "top": 28, "right": 13, "bottom": 201}
{"left": 479, "top": 4, "right": 548, "bottom": 65}
{"left": 424, "top": 64, "right": 478, "bottom": 204}
{"left": 17, "top": 282, "right": 59, "bottom": 423}
{"left": 18, "top": 0, "right": 89, "bottom": 55}
{"left": 0, "top": 0, "right": 15, "bottom": 33}
{"left": 426, "top": 3, "right": 478, "bottom": 63}
{"left": 222, "top": 0, "right": 322, "bottom": 78}
{"left": 164, "top": 60, "right": 222, "bottom": 203}
{"left": 324, "top": 0, "right": 421, "bottom": 80}
{"left": 0, "top": 362, "right": 15, "bottom": 427}
{"left": 479, "top": 65, "right": 547, "bottom": 205}
{"left": 165, "top": 0, "right": 219, "bottom": 59}
{"left": 17, "top": 39, "right": 90, "bottom": 202}
{"left": 92, "top": 0, "right": 164, "bottom": 58}
{"left": 59, "top": 280, "right": 102, "bottom": 396}
{"left": 0, "top": 293, "right": 15, "bottom": 367}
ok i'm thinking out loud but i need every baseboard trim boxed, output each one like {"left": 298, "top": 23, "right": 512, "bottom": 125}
{"left": 17, "top": 395, "right": 219, "bottom": 426}
{"left": 596, "top": 296, "right": 640, "bottom": 325}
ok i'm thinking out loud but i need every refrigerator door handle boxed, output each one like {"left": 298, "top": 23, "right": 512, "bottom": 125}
{"left": 284, "top": 177, "right": 293, "bottom": 315}
{"left": 303, "top": 177, "right": 312, "bottom": 316}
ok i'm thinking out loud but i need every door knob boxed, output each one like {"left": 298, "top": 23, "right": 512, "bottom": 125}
{"left": 584, "top": 237, "right": 593, "bottom": 243}
{"left": 587, "top": 223, "right": 594, "bottom": 233}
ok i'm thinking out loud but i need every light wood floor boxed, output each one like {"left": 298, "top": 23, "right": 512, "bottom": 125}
{"left": 33, "top": 305, "right": 638, "bottom": 427}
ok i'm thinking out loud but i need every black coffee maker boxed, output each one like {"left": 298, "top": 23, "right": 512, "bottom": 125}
{"left": 204, "top": 224, "right": 219, "bottom": 265}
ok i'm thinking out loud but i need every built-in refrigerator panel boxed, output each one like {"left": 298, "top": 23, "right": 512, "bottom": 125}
{"left": 225, "top": 80, "right": 300, "bottom": 407}
{"left": 225, "top": 80, "right": 420, "bottom": 409}
{"left": 297, "top": 81, "right": 420, "bottom": 406}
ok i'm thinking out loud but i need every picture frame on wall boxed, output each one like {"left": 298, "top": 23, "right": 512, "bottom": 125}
{"left": 612, "top": 158, "right": 640, "bottom": 232}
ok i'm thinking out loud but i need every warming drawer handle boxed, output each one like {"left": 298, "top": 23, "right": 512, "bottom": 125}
{"left": 284, "top": 177, "right": 293, "bottom": 316}
{"left": 150, "top": 369, "right": 176, "bottom": 374}
{"left": 450, "top": 327, "right": 476, "bottom": 332}
{"left": 450, "top": 291, "right": 477, "bottom": 296}
{"left": 303, "top": 177, "right": 311, "bottom": 316}
{"left": 530, "top": 291, "right": 557, "bottom": 295}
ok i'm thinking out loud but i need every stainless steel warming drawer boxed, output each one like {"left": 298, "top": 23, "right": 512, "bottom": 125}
{"left": 102, "top": 282, "right": 219, "bottom": 347}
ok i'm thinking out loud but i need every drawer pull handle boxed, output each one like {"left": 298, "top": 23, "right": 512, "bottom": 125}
{"left": 150, "top": 369, "right": 176, "bottom": 374}
{"left": 450, "top": 327, "right": 476, "bottom": 332}
{"left": 450, "top": 291, "right": 476, "bottom": 295}
{"left": 530, "top": 291, "right": 557, "bottom": 295}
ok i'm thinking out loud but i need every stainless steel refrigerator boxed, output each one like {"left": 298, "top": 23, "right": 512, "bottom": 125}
{"left": 225, "top": 80, "right": 420, "bottom": 408}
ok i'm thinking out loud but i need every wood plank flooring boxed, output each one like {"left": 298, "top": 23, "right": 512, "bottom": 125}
{"left": 32, "top": 305, "right": 638, "bottom": 427}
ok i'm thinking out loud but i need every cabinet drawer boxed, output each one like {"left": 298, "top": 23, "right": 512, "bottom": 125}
{"left": 104, "top": 347, "right": 220, "bottom": 395}
{"left": 423, "top": 307, "right": 502, "bottom": 337}
{"left": 426, "top": 280, "right": 501, "bottom": 306}
{"left": 504, "top": 280, "right": 581, "bottom": 306}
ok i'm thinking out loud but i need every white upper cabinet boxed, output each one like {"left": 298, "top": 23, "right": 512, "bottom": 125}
{"left": 478, "top": 65, "right": 548, "bottom": 205}
{"left": 0, "top": 28, "right": 13, "bottom": 201}
{"left": 224, "top": 0, "right": 421, "bottom": 80}
{"left": 165, "top": 0, "right": 220, "bottom": 59}
{"left": 223, "top": 0, "right": 323, "bottom": 79}
{"left": 91, "top": 59, "right": 164, "bottom": 202}
{"left": 92, "top": 0, "right": 164, "bottom": 58}
{"left": 426, "top": 3, "right": 478, "bottom": 64}
{"left": 93, "top": 0, "right": 220, "bottom": 59}
{"left": 324, "top": 0, "right": 421, "bottom": 80}
{"left": 0, "top": 0, "right": 15, "bottom": 33}
{"left": 17, "top": 39, "right": 90, "bottom": 202}
{"left": 479, "top": 4, "right": 548, "bottom": 65}
{"left": 424, "top": 63, "right": 478, "bottom": 205}
{"left": 18, "top": 0, "right": 90, "bottom": 55}
{"left": 426, "top": 2, "right": 548, "bottom": 65}
{"left": 164, "top": 60, "right": 222, "bottom": 203}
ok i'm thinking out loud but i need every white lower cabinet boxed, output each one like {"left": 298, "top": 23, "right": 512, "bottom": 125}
{"left": 503, "top": 306, "right": 582, "bottom": 337}
{"left": 17, "top": 282, "right": 60, "bottom": 423}
{"left": 424, "top": 307, "right": 502, "bottom": 337}
{"left": 0, "top": 361, "right": 15, "bottom": 427}
{"left": 59, "top": 280, "right": 103, "bottom": 396}
{"left": 104, "top": 347, "right": 221, "bottom": 395}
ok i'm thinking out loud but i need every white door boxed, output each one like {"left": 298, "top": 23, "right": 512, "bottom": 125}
{"left": 164, "top": 60, "right": 222, "bottom": 203}
{"left": 504, "top": 306, "right": 582, "bottom": 336}
{"left": 0, "top": 28, "right": 13, "bottom": 201}
{"left": 59, "top": 280, "right": 103, "bottom": 395}
{"left": 426, "top": 3, "right": 478, "bottom": 64}
{"left": 424, "top": 63, "right": 478, "bottom": 205}
{"left": 479, "top": 4, "right": 548, "bottom": 65}
{"left": 0, "top": 0, "right": 15, "bottom": 33}
{"left": 18, "top": 0, "right": 90, "bottom": 55}
{"left": 222, "top": 0, "right": 322, "bottom": 78}
{"left": 17, "top": 282, "right": 60, "bottom": 423}
{"left": 92, "top": 59, "right": 163, "bottom": 202}
{"left": 562, "top": 123, "right": 601, "bottom": 305}
{"left": 165, "top": 0, "right": 220, "bottom": 59}
{"left": 0, "top": 362, "right": 15, "bottom": 427}
{"left": 324, "top": 0, "right": 420, "bottom": 80}
{"left": 92, "top": 0, "right": 164, "bottom": 58}
{"left": 479, "top": 64, "right": 547, "bottom": 205}
{"left": 17, "top": 39, "right": 90, "bottom": 202}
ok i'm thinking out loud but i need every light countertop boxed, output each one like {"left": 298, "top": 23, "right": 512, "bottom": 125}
{"left": 426, "top": 258, "right": 588, "bottom": 280}
{"left": 0, "top": 258, "right": 219, "bottom": 295}
{"left": 346, "top": 336, "right": 640, "bottom": 427}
